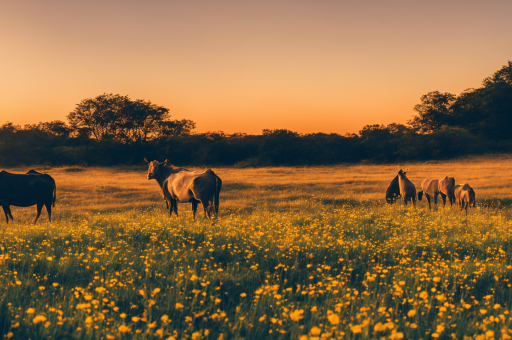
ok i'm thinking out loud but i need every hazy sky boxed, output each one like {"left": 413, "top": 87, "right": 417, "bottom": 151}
{"left": 1, "top": 0, "right": 511, "bottom": 134}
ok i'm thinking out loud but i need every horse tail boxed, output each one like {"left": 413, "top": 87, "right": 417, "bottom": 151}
{"left": 213, "top": 176, "right": 219, "bottom": 216}
{"left": 53, "top": 182, "right": 57, "bottom": 207}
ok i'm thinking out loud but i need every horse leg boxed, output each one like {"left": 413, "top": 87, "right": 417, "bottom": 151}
{"left": 214, "top": 199, "right": 219, "bottom": 216}
{"left": 412, "top": 196, "right": 416, "bottom": 207}
{"left": 403, "top": 197, "right": 408, "bottom": 206}
{"left": 440, "top": 193, "right": 446, "bottom": 207}
{"left": 426, "top": 195, "right": 431, "bottom": 211}
{"left": 34, "top": 203, "right": 43, "bottom": 224}
{"left": 202, "top": 201, "right": 211, "bottom": 219}
{"left": 192, "top": 201, "right": 198, "bottom": 220}
{"left": 8, "top": 207, "right": 13, "bottom": 221}
{"left": 172, "top": 199, "right": 178, "bottom": 216}
{"left": 2, "top": 205, "right": 9, "bottom": 223}
{"left": 45, "top": 200, "right": 52, "bottom": 222}
{"left": 465, "top": 201, "right": 468, "bottom": 216}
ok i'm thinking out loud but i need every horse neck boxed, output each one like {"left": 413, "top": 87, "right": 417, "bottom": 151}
{"left": 156, "top": 166, "right": 181, "bottom": 188}
{"left": 399, "top": 175, "right": 409, "bottom": 187}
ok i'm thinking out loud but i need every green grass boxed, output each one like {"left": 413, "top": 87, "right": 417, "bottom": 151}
{"left": 1, "top": 162, "right": 512, "bottom": 339}
{"left": 2, "top": 201, "right": 512, "bottom": 340}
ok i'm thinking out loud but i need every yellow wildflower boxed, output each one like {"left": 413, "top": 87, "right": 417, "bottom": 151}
{"left": 350, "top": 324, "right": 362, "bottom": 333}
{"left": 290, "top": 309, "right": 304, "bottom": 322}
{"left": 311, "top": 326, "right": 321, "bottom": 335}
{"left": 33, "top": 315, "right": 47, "bottom": 324}
{"left": 327, "top": 313, "right": 339, "bottom": 325}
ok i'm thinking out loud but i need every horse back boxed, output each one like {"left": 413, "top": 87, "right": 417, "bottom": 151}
{"left": 0, "top": 171, "right": 54, "bottom": 207}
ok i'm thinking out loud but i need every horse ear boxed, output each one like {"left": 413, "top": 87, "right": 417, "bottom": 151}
{"left": 162, "top": 159, "right": 168, "bottom": 166}
{"left": 144, "top": 158, "right": 149, "bottom": 164}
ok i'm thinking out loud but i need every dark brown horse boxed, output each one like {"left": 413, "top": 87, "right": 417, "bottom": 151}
{"left": 145, "top": 159, "right": 222, "bottom": 219}
{"left": 385, "top": 175, "right": 401, "bottom": 204}
{"left": 0, "top": 170, "right": 56, "bottom": 224}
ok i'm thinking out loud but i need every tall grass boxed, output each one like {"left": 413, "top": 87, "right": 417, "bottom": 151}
{"left": 1, "top": 158, "right": 512, "bottom": 339}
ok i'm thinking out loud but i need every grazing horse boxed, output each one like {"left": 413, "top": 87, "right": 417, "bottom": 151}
{"left": 397, "top": 169, "right": 416, "bottom": 207}
{"left": 145, "top": 159, "right": 222, "bottom": 219}
{"left": 455, "top": 183, "right": 475, "bottom": 215}
{"left": 385, "top": 175, "right": 401, "bottom": 204}
{"left": 418, "top": 179, "right": 440, "bottom": 211}
{"left": 453, "top": 184, "right": 463, "bottom": 203}
{"left": 0, "top": 170, "right": 56, "bottom": 224}
{"left": 438, "top": 176, "right": 455, "bottom": 207}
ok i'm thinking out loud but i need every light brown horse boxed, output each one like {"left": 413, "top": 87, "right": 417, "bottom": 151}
{"left": 455, "top": 183, "right": 475, "bottom": 215}
{"left": 0, "top": 170, "right": 56, "bottom": 224}
{"left": 145, "top": 159, "right": 222, "bottom": 219}
{"left": 438, "top": 176, "right": 455, "bottom": 207}
{"left": 397, "top": 169, "right": 416, "bottom": 207}
{"left": 453, "top": 184, "right": 463, "bottom": 203}
{"left": 418, "top": 179, "right": 439, "bottom": 211}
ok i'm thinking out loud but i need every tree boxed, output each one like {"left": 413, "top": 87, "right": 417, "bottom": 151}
{"left": 448, "top": 61, "right": 512, "bottom": 140}
{"left": 23, "top": 120, "right": 72, "bottom": 137}
{"left": 0, "top": 122, "right": 21, "bottom": 132}
{"left": 67, "top": 93, "right": 195, "bottom": 142}
{"left": 158, "top": 119, "right": 196, "bottom": 138}
{"left": 40, "top": 120, "right": 73, "bottom": 137}
{"left": 408, "top": 91, "right": 456, "bottom": 133}
{"left": 117, "top": 98, "right": 172, "bottom": 142}
{"left": 483, "top": 60, "right": 512, "bottom": 86}
{"left": 67, "top": 93, "right": 130, "bottom": 141}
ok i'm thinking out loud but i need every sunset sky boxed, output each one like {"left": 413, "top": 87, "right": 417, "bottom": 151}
{"left": 1, "top": 0, "right": 511, "bottom": 135}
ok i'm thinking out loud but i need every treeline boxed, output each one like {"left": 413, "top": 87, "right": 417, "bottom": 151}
{"left": 1, "top": 61, "right": 511, "bottom": 167}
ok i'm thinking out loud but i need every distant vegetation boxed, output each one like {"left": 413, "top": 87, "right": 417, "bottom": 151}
{"left": 1, "top": 61, "right": 511, "bottom": 167}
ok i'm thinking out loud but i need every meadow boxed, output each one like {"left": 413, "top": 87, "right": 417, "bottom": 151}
{"left": 1, "top": 155, "right": 512, "bottom": 339}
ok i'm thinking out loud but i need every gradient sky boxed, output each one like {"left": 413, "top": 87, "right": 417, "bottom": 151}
{"left": 1, "top": 0, "right": 511, "bottom": 135}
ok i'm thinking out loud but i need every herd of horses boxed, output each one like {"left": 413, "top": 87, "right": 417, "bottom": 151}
{"left": 0, "top": 164, "right": 477, "bottom": 225}
{"left": 0, "top": 160, "right": 222, "bottom": 225}
{"left": 386, "top": 169, "right": 476, "bottom": 214}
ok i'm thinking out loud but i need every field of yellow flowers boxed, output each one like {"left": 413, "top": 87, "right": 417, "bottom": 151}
{"left": 1, "top": 157, "right": 512, "bottom": 339}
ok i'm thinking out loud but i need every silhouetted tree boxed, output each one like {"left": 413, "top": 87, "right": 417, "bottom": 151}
{"left": 483, "top": 60, "right": 512, "bottom": 86}
{"left": 67, "top": 93, "right": 130, "bottom": 140}
{"left": 23, "top": 120, "right": 72, "bottom": 137}
{"left": 408, "top": 91, "right": 456, "bottom": 133}
{"left": 67, "top": 93, "right": 195, "bottom": 142}
{"left": 450, "top": 61, "right": 512, "bottom": 140}
{"left": 158, "top": 119, "right": 196, "bottom": 138}
{"left": 1, "top": 122, "right": 21, "bottom": 132}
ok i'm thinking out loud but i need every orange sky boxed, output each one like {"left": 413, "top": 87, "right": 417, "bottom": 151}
{"left": 1, "top": 0, "right": 511, "bottom": 135}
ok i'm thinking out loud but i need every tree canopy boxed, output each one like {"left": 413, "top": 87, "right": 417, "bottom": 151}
{"left": 67, "top": 93, "right": 195, "bottom": 143}
{"left": 408, "top": 61, "right": 512, "bottom": 140}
